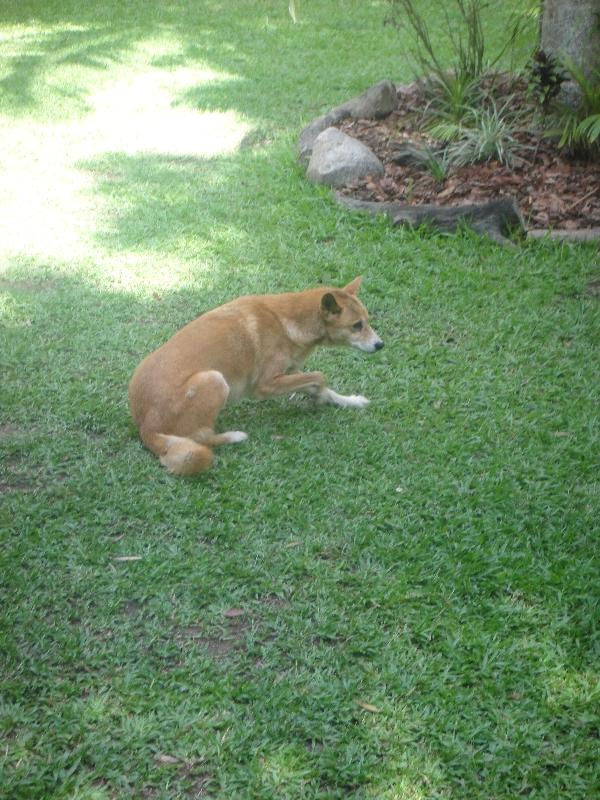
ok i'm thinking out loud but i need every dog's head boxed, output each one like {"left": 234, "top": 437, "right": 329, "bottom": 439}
{"left": 320, "top": 276, "right": 384, "bottom": 353}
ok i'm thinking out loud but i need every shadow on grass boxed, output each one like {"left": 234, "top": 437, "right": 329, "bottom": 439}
{"left": 79, "top": 146, "right": 326, "bottom": 297}
{"left": 81, "top": 151, "right": 240, "bottom": 255}
{"left": 0, "top": 23, "right": 144, "bottom": 116}
{"left": 0, "top": 0, "right": 390, "bottom": 128}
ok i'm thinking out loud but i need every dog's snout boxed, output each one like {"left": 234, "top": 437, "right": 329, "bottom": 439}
{"left": 374, "top": 340, "right": 384, "bottom": 351}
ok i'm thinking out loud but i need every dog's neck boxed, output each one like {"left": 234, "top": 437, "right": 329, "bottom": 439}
{"left": 280, "top": 306, "right": 327, "bottom": 350}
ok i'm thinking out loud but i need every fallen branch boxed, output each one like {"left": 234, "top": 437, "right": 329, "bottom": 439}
{"left": 336, "top": 195, "right": 524, "bottom": 245}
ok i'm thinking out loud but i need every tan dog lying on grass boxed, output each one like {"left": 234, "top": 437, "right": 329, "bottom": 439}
{"left": 129, "top": 277, "right": 383, "bottom": 475}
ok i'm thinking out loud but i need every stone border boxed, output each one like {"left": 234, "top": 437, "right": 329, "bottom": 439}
{"left": 527, "top": 228, "right": 600, "bottom": 242}
{"left": 298, "top": 80, "right": 600, "bottom": 246}
{"left": 298, "top": 80, "right": 398, "bottom": 167}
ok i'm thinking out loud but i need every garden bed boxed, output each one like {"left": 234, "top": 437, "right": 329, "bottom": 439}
{"left": 337, "top": 81, "right": 600, "bottom": 232}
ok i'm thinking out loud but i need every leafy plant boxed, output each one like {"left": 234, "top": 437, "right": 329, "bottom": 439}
{"left": 386, "top": 0, "right": 527, "bottom": 123}
{"left": 578, "top": 113, "right": 600, "bottom": 143}
{"left": 424, "top": 70, "right": 482, "bottom": 124}
{"left": 548, "top": 56, "right": 600, "bottom": 157}
{"left": 528, "top": 48, "right": 567, "bottom": 110}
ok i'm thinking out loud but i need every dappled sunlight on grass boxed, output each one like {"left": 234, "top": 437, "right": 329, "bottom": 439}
{"left": 0, "top": 28, "right": 249, "bottom": 265}
{"left": 86, "top": 51, "right": 248, "bottom": 157}
{"left": 0, "top": 117, "right": 98, "bottom": 261}
{"left": 103, "top": 252, "right": 222, "bottom": 295}
{"left": 545, "top": 668, "right": 600, "bottom": 710}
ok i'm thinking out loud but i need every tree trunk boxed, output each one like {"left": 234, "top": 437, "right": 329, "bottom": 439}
{"left": 540, "top": 0, "right": 600, "bottom": 103}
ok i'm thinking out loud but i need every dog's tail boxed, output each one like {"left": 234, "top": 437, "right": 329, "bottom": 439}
{"left": 141, "top": 430, "right": 213, "bottom": 475}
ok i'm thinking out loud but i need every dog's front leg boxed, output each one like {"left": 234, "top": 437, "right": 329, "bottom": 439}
{"left": 256, "top": 372, "right": 369, "bottom": 409}
{"left": 255, "top": 371, "right": 326, "bottom": 399}
{"left": 315, "top": 387, "right": 369, "bottom": 409}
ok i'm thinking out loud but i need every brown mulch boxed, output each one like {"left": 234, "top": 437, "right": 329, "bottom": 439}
{"left": 337, "top": 82, "right": 600, "bottom": 231}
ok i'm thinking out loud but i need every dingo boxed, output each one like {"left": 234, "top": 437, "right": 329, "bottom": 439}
{"left": 128, "top": 276, "right": 383, "bottom": 475}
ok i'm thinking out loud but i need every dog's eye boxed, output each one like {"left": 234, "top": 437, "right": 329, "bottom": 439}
{"left": 352, "top": 321, "right": 364, "bottom": 331}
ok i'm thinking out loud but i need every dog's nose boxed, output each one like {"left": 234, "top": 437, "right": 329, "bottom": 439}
{"left": 374, "top": 340, "right": 384, "bottom": 350}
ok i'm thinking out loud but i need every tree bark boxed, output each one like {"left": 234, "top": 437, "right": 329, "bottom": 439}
{"left": 540, "top": 0, "right": 600, "bottom": 100}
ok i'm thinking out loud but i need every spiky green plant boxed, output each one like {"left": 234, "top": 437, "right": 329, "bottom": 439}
{"left": 430, "top": 99, "right": 525, "bottom": 167}
{"left": 423, "top": 146, "right": 451, "bottom": 181}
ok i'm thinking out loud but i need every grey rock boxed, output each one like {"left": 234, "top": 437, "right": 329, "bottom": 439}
{"left": 298, "top": 108, "right": 350, "bottom": 167}
{"left": 559, "top": 79, "right": 586, "bottom": 111}
{"left": 336, "top": 79, "right": 398, "bottom": 119}
{"left": 390, "top": 142, "right": 432, "bottom": 167}
{"left": 306, "top": 127, "right": 384, "bottom": 188}
{"left": 298, "top": 80, "right": 398, "bottom": 166}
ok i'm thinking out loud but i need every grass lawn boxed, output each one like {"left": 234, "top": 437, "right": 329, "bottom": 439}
{"left": 1, "top": 1, "right": 599, "bottom": 798}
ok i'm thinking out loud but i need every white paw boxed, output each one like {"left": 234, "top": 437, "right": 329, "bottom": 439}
{"left": 320, "top": 388, "right": 370, "bottom": 408}
{"left": 344, "top": 394, "right": 370, "bottom": 409}
{"left": 224, "top": 431, "right": 248, "bottom": 444}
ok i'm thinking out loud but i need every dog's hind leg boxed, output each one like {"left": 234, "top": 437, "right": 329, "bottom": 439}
{"left": 140, "top": 370, "right": 245, "bottom": 476}
{"left": 140, "top": 429, "right": 214, "bottom": 475}
{"left": 179, "top": 370, "right": 247, "bottom": 446}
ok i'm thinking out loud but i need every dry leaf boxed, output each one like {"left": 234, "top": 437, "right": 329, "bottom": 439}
{"left": 437, "top": 181, "right": 458, "bottom": 200}
{"left": 357, "top": 701, "right": 381, "bottom": 713}
{"left": 548, "top": 194, "right": 564, "bottom": 214}
{"left": 155, "top": 754, "right": 180, "bottom": 765}
{"left": 224, "top": 608, "right": 245, "bottom": 618}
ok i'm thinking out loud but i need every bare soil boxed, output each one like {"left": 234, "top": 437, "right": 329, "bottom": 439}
{"left": 337, "top": 82, "right": 600, "bottom": 231}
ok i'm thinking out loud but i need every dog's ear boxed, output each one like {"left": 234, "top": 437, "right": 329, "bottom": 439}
{"left": 343, "top": 276, "right": 363, "bottom": 295}
{"left": 321, "top": 292, "right": 342, "bottom": 316}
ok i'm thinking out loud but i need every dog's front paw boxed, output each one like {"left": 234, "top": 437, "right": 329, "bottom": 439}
{"left": 344, "top": 394, "right": 370, "bottom": 409}
{"left": 320, "top": 388, "right": 370, "bottom": 408}
{"left": 223, "top": 430, "right": 248, "bottom": 444}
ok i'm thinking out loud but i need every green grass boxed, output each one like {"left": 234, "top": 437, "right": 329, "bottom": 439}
{"left": 1, "top": 2, "right": 599, "bottom": 798}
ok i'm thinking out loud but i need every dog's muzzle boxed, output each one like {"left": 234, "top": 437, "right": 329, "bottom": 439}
{"left": 354, "top": 336, "right": 384, "bottom": 353}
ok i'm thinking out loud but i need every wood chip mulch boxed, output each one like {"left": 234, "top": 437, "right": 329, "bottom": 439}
{"left": 337, "top": 83, "right": 600, "bottom": 231}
